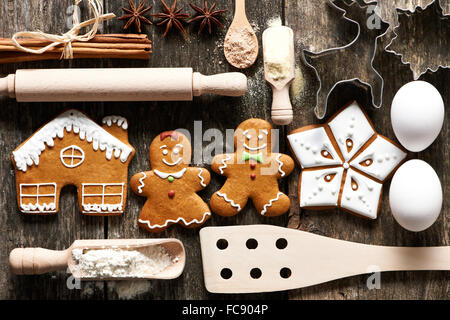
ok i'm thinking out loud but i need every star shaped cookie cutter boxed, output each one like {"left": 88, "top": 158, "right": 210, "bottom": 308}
{"left": 302, "top": 0, "right": 390, "bottom": 119}
{"left": 384, "top": 0, "right": 449, "bottom": 80}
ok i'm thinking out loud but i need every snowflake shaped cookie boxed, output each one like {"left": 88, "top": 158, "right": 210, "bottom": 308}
{"left": 287, "top": 101, "right": 407, "bottom": 219}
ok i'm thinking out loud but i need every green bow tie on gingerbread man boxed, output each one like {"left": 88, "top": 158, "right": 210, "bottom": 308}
{"left": 242, "top": 152, "right": 263, "bottom": 163}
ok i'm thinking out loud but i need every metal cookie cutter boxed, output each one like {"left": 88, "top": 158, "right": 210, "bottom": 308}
{"left": 303, "top": 0, "right": 389, "bottom": 119}
{"left": 385, "top": 0, "right": 449, "bottom": 80}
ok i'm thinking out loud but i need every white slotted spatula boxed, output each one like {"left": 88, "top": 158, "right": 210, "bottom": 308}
{"left": 199, "top": 225, "right": 450, "bottom": 294}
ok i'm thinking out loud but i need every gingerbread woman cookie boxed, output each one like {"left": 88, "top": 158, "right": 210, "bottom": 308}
{"left": 130, "top": 131, "right": 211, "bottom": 233}
{"left": 210, "top": 119, "right": 294, "bottom": 217}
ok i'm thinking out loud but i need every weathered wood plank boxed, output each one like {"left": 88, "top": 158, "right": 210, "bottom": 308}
{"left": 0, "top": 0, "right": 447, "bottom": 300}
{"left": 0, "top": 0, "right": 106, "bottom": 299}
{"left": 103, "top": 0, "right": 287, "bottom": 300}
{"left": 286, "top": 0, "right": 448, "bottom": 299}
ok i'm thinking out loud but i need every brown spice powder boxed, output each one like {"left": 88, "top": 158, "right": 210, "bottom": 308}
{"left": 224, "top": 26, "right": 258, "bottom": 69}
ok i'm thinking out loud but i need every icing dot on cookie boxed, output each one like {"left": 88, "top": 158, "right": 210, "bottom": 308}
{"left": 343, "top": 162, "right": 349, "bottom": 169}
{"left": 162, "top": 149, "right": 168, "bottom": 155}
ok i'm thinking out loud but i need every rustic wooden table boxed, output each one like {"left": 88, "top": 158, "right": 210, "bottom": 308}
{"left": 0, "top": 0, "right": 448, "bottom": 300}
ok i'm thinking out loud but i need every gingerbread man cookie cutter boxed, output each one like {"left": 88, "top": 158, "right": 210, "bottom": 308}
{"left": 384, "top": 0, "right": 449, "bottom": 80}
{"left": 302, "top": 0, "right": 390, "bottom": 119}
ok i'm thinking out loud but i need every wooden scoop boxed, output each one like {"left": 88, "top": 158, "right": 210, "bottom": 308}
{"left": 200, "top": 225, "right": 450, "bottom": 293}
{"left": 10, "top": 239, "right": 185, "bottom": 280}
{"left": 263, "top": 26, "right": 295, "bottom": 125}
{"left": 224, "top": 0, "right": 258, "bottom": 69}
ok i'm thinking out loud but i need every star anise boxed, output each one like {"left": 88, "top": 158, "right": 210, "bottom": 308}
{"left": 188, "top": 1, "right": 227, "bottom": 35}
{"left": 152, "top": 0, "right": 190, "bottom": 37}
{"left": 118, "top": 0, "right": 152, "bottom": 33}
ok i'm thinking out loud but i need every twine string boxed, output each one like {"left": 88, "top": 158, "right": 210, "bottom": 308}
{"left": 11, "top": 0, "right": 115, "bottom": 59}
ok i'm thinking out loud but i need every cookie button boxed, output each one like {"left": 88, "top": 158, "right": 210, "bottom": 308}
{"left": 168, "top": 176, "right": 174, "bottom": 183}
{"left": 250, "top": 163, "right": 256, "bottom": 169}
{"left": 168, "top": 190, "right": 175, "bottom": 198}
{"left": 251, "top": 173, "right": 256, "bottom": 180}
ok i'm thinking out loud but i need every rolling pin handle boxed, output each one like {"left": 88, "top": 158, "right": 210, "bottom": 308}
{"left": 0, "top": 74, "right": 15, "bottom": 99}
{"left": 193, "top": 72, "right": 247, "bottom": 97}
{"left": 271, "top": 85, "right": 293, "bottom": 125}
{"left": 9, "top": 248, "right": 70, "bottom": 275}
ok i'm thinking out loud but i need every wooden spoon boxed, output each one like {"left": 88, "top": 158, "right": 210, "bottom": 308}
{"left": 9, "top": 239, "right": 185, "bottom": 280}
{"left": 224, "top": 0, "right": 258, "bottom": 69}
{"left": 200, "top": 225, "right": 450, "bottom": 293}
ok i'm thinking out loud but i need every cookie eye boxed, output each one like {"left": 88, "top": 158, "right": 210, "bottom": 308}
{"left": 172, "top": 147, "right": 180, "bottom": 155}
{"left": 351, "top": 178, "right": 358, "bottom": 191}
{"left": 324, "top": 173, "right": 336, "bottom": 182}
{"left": 321, "top": 149, "right": 334, "bottom": 160}
{"left": 162, "top": 149, "right": 168, "bottom": 155}
{"left": 359, "top": 158, "right": 373, "bottom": 167}
{"left": 346, "top": 138, "right": 353, "bottom": 153}
{"left": 246, "top": 134, "right": 252, "bottom": 140}
{"left": 258, "top": 134, "right": 263, "bottom": 140}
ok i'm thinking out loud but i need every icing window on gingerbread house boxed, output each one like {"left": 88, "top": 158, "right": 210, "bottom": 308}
{"left": 60, "top": 145, "right": 85, "bottom": 168}
{"left": 19, "top": 183, "right": 57, "bottom": 213}
{"left": 81, "top": 183, "right": 124, "bottom": 214}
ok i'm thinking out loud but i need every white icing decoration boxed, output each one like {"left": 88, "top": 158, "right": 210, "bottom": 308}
{"left": 102, "top": 115, "right": 128, "bottom": 130}
{"left": 13, "top": 110, "right": 133, "bottom": 172}
{"left": 290, "top": 103, "right": 404, "bottom": 219}
{"left": 138, "top": 212, "right": 211, "bottom": 229}
{"left": 19, "top": 183, "right": 57, "bottom": 213}
{"left": 216, "top": 192, "right": 241, "bottom": 211}
{"left": 340, "top": 169, "right": 382, "bottom": 219}
{"left": 244, "top": 143, "right": 267, "bottom": 151}
{"left": 350, "top": 135, "right": 406, "bottom": 181}
{"left": 81, "top": 183, "right": 124, "bottom": 214}
{"left": 20, "top": 202, "right": 56, "bottom": 213}
{"left": 83, "top": 203, "right": 123, "bottom": 213}
{"left": 261, "top": 192, "right": 283, "bottom": 216}
{"left": 154, "top": 168, "right": 187, "bottom": 179}
{"left": 300, "top": 168, "right": 344, "bottom": 207}
{"left": 219, "top": 154, "right": 232, "bottom": 174}
{"left": 137, "top": 172, "right": 146, "bottom": 194}
{"left": 162, "top": 157, "right": 182, "bottom": 166}
{"left": 60, "top": 145, "right": 85, "bottom": 168}
{"left": 327, "top": 102, "right": 375, "bottom": 161}
{"left": 287, "top": 127, "right": 342, "bottom": 168}
{"left": 198, "top": 168, "right": 207, "bottom": 187}
{"left": 275, "top": 154, "right": 286, "bottom": 177}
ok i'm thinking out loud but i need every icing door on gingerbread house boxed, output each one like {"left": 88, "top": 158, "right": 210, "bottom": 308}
{"left": 11, "top": 109, "right": 135, "bottom": 216}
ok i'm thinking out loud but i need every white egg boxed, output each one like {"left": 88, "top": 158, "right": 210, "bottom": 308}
{"left": 391, "top": 81, "right": 444, "bottom": 152}
{"left": 389, "top": 160, "right": 442, "bottom": 232}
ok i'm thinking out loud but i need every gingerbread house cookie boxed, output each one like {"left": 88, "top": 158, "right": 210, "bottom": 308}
{"left": 130, "top": 131, "right": 211, "bottom": 233}
{"left": 287, "top": 101, "right": 407, "bottom": 219}
{"left": 210, "top": 119, "right": 294, "bottom": 217}
{"left": 11, "top": 109, "right": 135, "bottom": 216}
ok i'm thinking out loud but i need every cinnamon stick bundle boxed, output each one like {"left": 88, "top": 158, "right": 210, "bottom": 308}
{"left": 0, "top": 34, "right": 151, "bottom": 64}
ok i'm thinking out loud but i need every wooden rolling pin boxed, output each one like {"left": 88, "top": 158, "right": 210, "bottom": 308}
{"left": 9, "top": 239, "right": 185, "bottom": 280}
{"left": 0, "top": 68, "right": 247, "bottom": 101}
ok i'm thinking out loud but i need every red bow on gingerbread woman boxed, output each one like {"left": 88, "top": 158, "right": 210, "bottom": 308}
{"left": 210, "top": 119, "right": 294, "bottom": 217}
{"left": 130, "top": 131, "right": 211, "bottom": 233}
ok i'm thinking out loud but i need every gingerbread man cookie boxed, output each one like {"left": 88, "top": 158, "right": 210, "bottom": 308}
{"left": 130, "top": 131, "right": 211, "bottom": 233}
{"left": 210, "top": 119, "right": 294, "bottom": 217}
